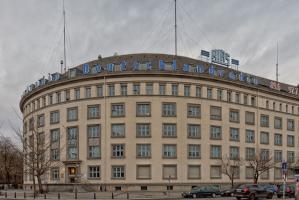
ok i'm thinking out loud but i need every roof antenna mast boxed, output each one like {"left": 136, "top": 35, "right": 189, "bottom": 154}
{"left": 174, "top": 0, "right": 177, "bottom": 56}
{"left": 63, "top": 0, "right": 67, "bottom": 73}
{"left": 276, "top": 42, "right": 278, "bottom": 82}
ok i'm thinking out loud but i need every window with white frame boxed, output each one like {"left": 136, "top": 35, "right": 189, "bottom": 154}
{"left": 111, "top": 165, "right": 125, "bottom": 179}
{"left": 187, "top": 104, "right": 201, "bottom": 118}
{"left": 111, "top": 124, "right": 125, "bottom": 137}
{"left": 163, "top": 144, "right": 176, "bottom": 158}
{"left": 162, "top": 123, "right": 177, "bottom": 137}
{"left": 162, "top": 103, "right": 176, "bottom": 117}
{"left": 111, "top": 144, "right": 125, "bottom": 158}
{"left": 87, "top": 105, "right": 100, "bottom": 119}
{"left": 111, "top": 103, "right": 125, "bottom": 117}
{"left": 136, "top": 144, "right": 151, "bottom": 158}
{"left": 88, "top": 166, "right": 100, "bottom": 179}
{"left": 187, "top": 124, "right": 201, "bottom": 138}
{"left": 136, "top": 123, "right": 151, "bottom": 137}
{"left": 188, "top": 144, "right": 201, "bottom": 159}
{"left": 136, "top": 103, "right": 151, "bottom": 116}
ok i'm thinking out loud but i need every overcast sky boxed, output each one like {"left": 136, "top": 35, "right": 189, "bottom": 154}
{"left": 0, "top": 0, "right": 298, "bottom": 138}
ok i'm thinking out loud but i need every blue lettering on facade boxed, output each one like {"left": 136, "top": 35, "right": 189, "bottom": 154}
{"left": 183, "top": 64, "right": 190, "bottom": 72}
{"left": 51, "top": 73, "right": 60, "bottom": 81}
{"left": 120, "top": 61, "right": 127, "bottom": 71}
{"left": 228, "top": 71, "right": 236, "bottom": 80}
{"left": 132, "top": 61, "right": 139, "bottom": 71}
{"left": 107, "top": 63, "right": 115, "bottom": 72}
{"left": 208, "top": 65, "right": 216, "bottom": 76}
{"left": 195, "top": 65, "right": 204, "bottom": 73}
{"left": 83, "top": 63, "right": 90, "bottom": 74}
{"left": 146, "top": 62, "right": 152, "bottom": 70}
{"left": 172, "top": 60, "right": 177, "bottom": 71}
{"left": 238, "top": 72, "right": 245, "bottom": 82}
{"left": 217, "top": 70, "right": 225, "bottom": 78}
{"left": 159, "top": 60, "right": 165, "bottom": 71}
{"left": 94, "top": 64, "right": 102, "bottom": 73}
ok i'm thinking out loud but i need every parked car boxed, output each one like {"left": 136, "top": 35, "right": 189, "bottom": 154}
{"left": 259, "top": 184, "right": 278, "bottom": 193}
{"left": 221, "top": 184, "right": 242, "bottom": 197}
{"left": 182, "top": 185, "right": 221, "bottom": 198}
{"left": 234, "top": 184, "right": 273, "bottom": 200}
{"left": 277, "top": 184, "right": 295, "bottom": 198}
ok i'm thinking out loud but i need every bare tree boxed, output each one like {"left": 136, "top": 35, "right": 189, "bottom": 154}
{"left": 11, "top": 111, "right": 63, "bottom": 194}
{"left": 246, "top": 153, "right": 275, "bottom": 184}
{"left": 221, "top": 155, "right": 243, "bottom": 188}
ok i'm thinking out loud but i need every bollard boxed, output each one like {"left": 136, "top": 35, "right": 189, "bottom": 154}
{"left": 75, "top": 191, "right": 77, "bottom": 199}
{"left": 44, "top": 193, "right": 46, "bottom": 199}
{"left": 127, "top": 192, "right": 129, "bottom": 199}
{"left": 14, "top": 192, "right": 16, "bottom": 198}
{"left": 33, "top": 192, "right": 35, "bottom": 199}
{"left": 112, "top": 192, "right": 114, "bottom": 199}
{"left": 93, "top": 193, "right": 96, "bottom": 199}
{"left": 58, "top": 193, "right": 60, "bottom": 199}
{"left": 24, "top": 192, "right": 26, "bottom": 199}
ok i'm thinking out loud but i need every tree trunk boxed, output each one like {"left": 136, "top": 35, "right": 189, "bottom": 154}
{"left": 32, "top": 174, "right": 36, "bottom": 194}
{"left": 231, "top": 177, "right": 234, "bottom": 188}
{"left": 37, "top": 174, "right": 44, "bottom": 193}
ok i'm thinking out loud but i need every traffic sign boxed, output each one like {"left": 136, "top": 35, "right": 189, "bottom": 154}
{"left": 282, "top": 162, "right": 287, "bottom": 172}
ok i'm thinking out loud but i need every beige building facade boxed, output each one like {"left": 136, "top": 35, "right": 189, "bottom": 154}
{"left": 20, "top": 53, "right": 299, "bottom": 191}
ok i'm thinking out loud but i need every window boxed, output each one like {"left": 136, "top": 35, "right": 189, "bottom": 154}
{"left": 229, "top": 109, "right": 239, "bottom": 123}
{"left": 251, "top": 96, "right": 256, "bottom": 106}
{"left": 146, "top": 83, "right": 153, "bottom": 95}
{"left": 49, "top": 94, "right": 53, "bottom": 105}
{"left": 74, "top": 88, "right": 80, "bottom": 100}
{"left": 210, "top": 145, "right": 221, "bottom": 159}
{"left": 136, "top": 103, "right": 151, "bottom": 116}
{"left": 217, "top": 89, "right": 222, "bottom": 100}
{"left": 111, "top": 103, "right": 125, "bottom": 117}
{"left": 162, "top": 103, "right": 176, "bottom": 117}
{"left": 210, "top": 166, "right": 221, "bottom": 179}
{"left": 260, "top": 132, "right": 269, "bottom": 144}
{"left": 188, "top": 165, "right": 201, "bottom": 179}
{"left": 162, "top": 123, "right": 176, "bottom": 137}
{"left": 274, "top": 117, "right": 282, "bottom": 129}
{"left": 273, "top": 102, "right": 276, "bottom": 110}
{"left": 246, "top": 147, "right": 255, "bottom": 160}
{"left": 163, "top": 165, "right": 177, "bottom": 179}
{"left": 42, "top": 96, "right": 46, "bottom": 106}
{"left": 245, "top": 111, "right": 255, "bottom": 125}
{"left": 137, "top": 165, "right": 151, "bottom": 179}
{"left": 136, "top": 123, "right": 151, "bottom": 137}
{"left": 210, "top": 126, "right": 221, "bottom": 140}
{"left": 246, "top": 129, "right": 255, "bottom": 143}
{"left": 287, "top": 119, "right": 295, "bottom": 131}
{"left": 184, "top": 85, "right": 190, "bottom": 96}
{"left": 235, "top": 93, "right": 240, "bottom": 103}
{"left": 243, "top": 94, "right": 248, "bottom": 105}
{"left": 108, "top": 85, "right": 115, "bottom": 96}
{"left": 111, "top": 124, "right": 125, "bottom": 137}
{"left": 260, "top": 115, "right": 269, "bottom": 127}
{"left": 85, "top": 87, "right": 91, "bottom": 98}
{"left": 274, "top": 167, "right": 282, "bottom": 179}
{"left": 111, "top": 144, "right": 125, "bottom": 158}
{"left": 51, "top": 168, "right": 59, "bottom": 180}
{"left": 207, "top": 88, "right": 213, "bottom": 99}
{"left": 188, "top": 144, "right": 201, "bottom": 159}
{"left": 230, "top": 166, "right": 240, "bottom": 179}
{"left": 50, "top": 110, "right": 60, "bottom": 124}
{"left": 210, "top": 106, "right": 222, "bottom": 120}
{"left": 195, "top": 86, "right": 201, "bottom": 97}
{"left": 67, "top": 107, "right": 78, "bottom": 121}
{"left": 136, "top": 144, "right": 151, "bottom": 158}
{"left": 274, "top": 133, "right": 282, "bottom": 146}
{"left": 120, "top": 84, "right": 127, "bottom": 96}
{"left": 274, "top": 150, "right": 282, "bottom": 162}
{"left": 88, "top": 166, "right": 100, "bottom": 179}
{"left": 56, "top": 92, "right": 61, "bottom": 103}
{"left": 287, "top": 135, "right": 294, "bottom": 147}
{"left": 65, "top": 90, "right": 70, "bottom": 101}
{"left": 112, "top": 166, "right": 125, "bottom": 179}
{"left": 29, "top": 117, "right": 34, "bottom": 131}
{"left": 266, "top": 100, "right": 269, "bottom": 109}
{"left": 279, "top": 103, "right": 282, "bottom": 111}
{"left": 260, "top": 149, "right": 269, "bottom": 160}
{"left": 88, "top": 146, "right": 100, "bottom": 159}
{"left": 88, "top": 125, "right": 100, "bottom": 138}
{"left": 171, "top": 84, "right": 178, "bottom": 95}
{"left": 133, "top": 83, "right": 140, "bottom": 95}
{"left": 97, "top": 85, "right": 103, "bottom": 97}
{"left": 87, "top": 105, "right": 100, "bottom": 119}
{"left": 159, "top": 84, "right": 166, "bottom": 95}
{"left": 287, "top": 151, "right": 295, "bottom": 163}
{"left": 163, "top": 144, "right": 177, "bottom": 158}
{"left": 227, "top": 91, "right": 232, "bottom": 102}
{"left": 187, "top": 124, "right": 201, "bottom": 138}
{"left": 187, "top": 104, "right": 201, "bottom": 118}
{"left": 230, "top": 128, "right": 239, "bottom": 141}
{"left": 230, "top": 146, "right": 239, "bottom": 160}
{"left": 261, "top": 170, "right": 269, "bottom": 179}
{"left": 67, "top": 127, "right": 78, "bottom": 159}
{"left": 50, "top": 149, "right": 59, "bottom": 160}
{"left": 50, "top": 129, "right": 60, "bottom": 143}
{"left": 246, "top": 167, "right": 254, "bottom": 179}
{"left": 37, "top": 114, "right": 45, "bottom": 127}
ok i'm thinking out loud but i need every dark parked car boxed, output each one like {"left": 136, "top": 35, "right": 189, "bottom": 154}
{"left": 234, "top": 184, "right": 273, "bottom": 200}
{"left": 260, "top": 184, "right": 278, "bottom": 193}
{"left": 277, "top": 184, "right": 295, "bottom": 198}
{"left": 182, "top": 185, "right": 221, "bottom": 198}
{"left": 221, "top": 184, "right": 242, "bottom": 197}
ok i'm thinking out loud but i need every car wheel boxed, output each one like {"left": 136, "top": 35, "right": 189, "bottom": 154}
{"left": 249, "top": 193, "right": 255, "bottom": 200}
{"left": 277, "top": 194, "right": 282, "bottom": 198}
{"left": 267, "top": 193, "right": 273, "bottom": 199}
{"left": 236, "top": 197, "right": 241, "bottom": 200}
{"left": 212, "top": 193, "right": 216, "bottom": 198}
{"left": 192, "top": 194, "right": 196, "bottom": 198}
